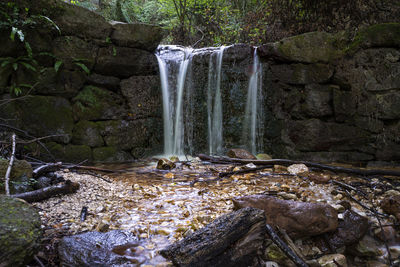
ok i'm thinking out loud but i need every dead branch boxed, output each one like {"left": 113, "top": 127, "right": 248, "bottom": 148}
{"left": 33, "top": 162, "right": 63, "bottom": 178}
{"left": 219, "top": 165, "right": 273, "bottom": 178}
{"left": 11, "top": 180, "right": 80, "bottom": 203}
{"left": 265, "top": 223, "right": 309, "bottom": 267}
{"left": 198, "top": 154, "right": 400, "bottom": 177}
{"left": 0, "top": 123, "right": 56, "bottom": 161}
{"left": 4, "top": 133, "right": 16, "bottom": 195}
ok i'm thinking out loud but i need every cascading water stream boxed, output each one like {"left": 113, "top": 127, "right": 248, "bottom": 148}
{"left": 243, "top": 47, "right": 264, "bottom": 154}
{"left": 173, "top": 48, "right": 192, "bottom": 155}
{"left": 156, "top": 55, "right": 173, "bottom": 154}
{"left": 156, "top": 46, "right": 193, "bottom": 156}
{"left": 207, "top": 46, "right": 225, "bottom": 155}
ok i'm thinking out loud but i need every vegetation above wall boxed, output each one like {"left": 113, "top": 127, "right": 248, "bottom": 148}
{"left": 63, "top": 0, "right": 400, "bottom": 46}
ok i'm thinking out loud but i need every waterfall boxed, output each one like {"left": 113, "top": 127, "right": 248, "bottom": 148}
{"left": 207, "top": 46, "right": 225, "bottom": 155}
{"left": 156, "top": 55, "right": 173, "bottom": 154}
{"left": 243, "top": 48, "right": 264, "bottom": 154}
{"left": 156, "top": 46, "right": 193, "bottom": 156}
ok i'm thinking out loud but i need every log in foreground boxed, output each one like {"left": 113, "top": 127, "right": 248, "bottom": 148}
{"left": 11, "top": 180, "right": 80, "bottom": 203}
{"left": 160, "top": 207, "right": 266, "bottom": 267}
{"left": 198, "top": 154, "right": 400, "bottom": 177}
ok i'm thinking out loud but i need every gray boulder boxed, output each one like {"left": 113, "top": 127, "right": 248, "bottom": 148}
{"left": 95, "top": 46, "right": 158, "bottom": 78}
{"left": 0, "top": 196, "right": 42, "bottom": 266}
{"left": 59, "top": 230, "right": 141, "bottom": 266}
{"left": 111, "top": 22, "right": 166, "bottom": 52}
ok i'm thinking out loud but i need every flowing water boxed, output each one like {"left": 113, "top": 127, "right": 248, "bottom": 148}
{"left": 207, "top": 46, "right": 225, "bottom": 155}
{"left": 242, "top": 48, "right": 264, "bottom": 155}
{"left": 156, "top": 46, "right": 193, "bottom": 156}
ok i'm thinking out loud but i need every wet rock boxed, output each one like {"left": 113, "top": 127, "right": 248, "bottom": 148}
{"left": 273, "top": 165, "right": 287, "bottom": 173}
{"left": 0, "top": 196, "right": 42, "bottom": 266}
{"left": 256, "top": 153, "right": 272, "bottom": 160}
{"left": 227, "top": 148, "right": 257, "bottom": 159}
{"left": 350, "top": 235, "right": 383, "bottom": 257}
{"left": 95, "top": 46, "right": 158, "bottom": 78}
{"left": 259, "top": 32, "right": 343, "bottom": 63}
{"left": 59, "top": 230, "right": 141, "bottom": 266}
{"left": 302, "top": 84, "right": 335, "bottom": 117}
{"left": 120, "top": 75, "right": 161, "bottom": 118}
{"left": 157, "top": 158, "right": 176, "bottom": 170}
{"left": 317, "top": 254, "right": 348, "bottom": 267}
{"left": 287, "top": 164, "right": 309, "bottom": 175}
{"left": 72, "top": 86, "right": 128, "bottom": 121}
{"left": 72, "top": 120, "right": 104, "bottom": 148}
{"left": 233, "top": 194, "right": 338, "bottom": 238}
{"left": 110, "top": 22, "right": 167, "bottom": 52}
{"left": 322, "top": 210, "right": 368, "bottom": 252}
{"left": 92, "top": 146, "right": 133, "bottom": 162}
{"left": 374, "top": 225, "right": 399, "bottom": 243}
{"left": 87, "top": 73, "right": 121, "bottom": 91}
{"left": 380, "top": 194, "right": 400, "bottom": 221}
{"left": 265, "top": 243, "right": 295, "bottom": 267}
{"left": 160, "top": 207, "right": 266, "bottom": 267}
{"left": 307, "top": 173, "right": 331, "bottom": 184}
{"left": 270, "top": 63, "right": 334, "bottom": 85}
{"left": 389, "top": 246, "right": 400, "bottom": 260}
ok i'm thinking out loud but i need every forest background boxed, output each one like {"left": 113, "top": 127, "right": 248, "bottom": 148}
{"left": 65, "top": 0, "right": 400, "bottom": 47}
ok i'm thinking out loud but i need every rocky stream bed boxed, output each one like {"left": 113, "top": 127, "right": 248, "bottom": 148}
{"left": 27, "top": 157, "right": 400, "bottom": 266}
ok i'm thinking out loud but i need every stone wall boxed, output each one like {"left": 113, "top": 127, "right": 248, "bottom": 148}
{"left": 259, "top": 23, "right": 400, "bottom": 164}
{"left": 0, "top": 1, "right": 165, "bottom": 162}
{"left": 0, "top": 0, "right": 399, "bottom": 164}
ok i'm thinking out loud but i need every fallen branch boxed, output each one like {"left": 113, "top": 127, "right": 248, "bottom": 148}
{"left": 265, "top": 223, "right": 309, "bottom": 267}
{"left": 32, "top": 162, "right": 63, "bottom": 178}
{"left": 198, "top": 154, "right": 400, "bottom": 177}
{"left": 219, "top": 165, "right": 273, "bottom": 178}
{"left": 4, "top": 133, "right": 16, "bottom": 195}
{"left": 11, "top": 180, "right": 80, "bottom": 203}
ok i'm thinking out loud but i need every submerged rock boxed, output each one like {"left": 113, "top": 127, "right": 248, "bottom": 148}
{"left": 227, "top": 148, "right": 257, "bottom": 159}
{"left": 160, "top": 207, "right": 266, "bottom": 267}
{"left": 380, "top": 194, "right": 400, "bottom": 221}
{"left": 317, "top": 254, "right": 348, "bottom": 267}
{"left": 58, "top": 230, "right": 141, "bottom": 266}
{"left": 0, "top": 196, "right": 42, "bottom": 266}
{"left": 157, "top": 158, "right": 176, "bottom": 170}
{"left": 233, "top": 194, "right": 338, "bottom": 238}
{"left": 321, "top": 210, "right": 368, "bottom": 252}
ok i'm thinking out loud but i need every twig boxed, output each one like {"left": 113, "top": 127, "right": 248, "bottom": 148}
{"left": 277, "top": 227, "right": 308, "bottom": 263}
{"left": 34, "top": 255, "right": 45, "bottom": 267}
{"left": 343, "top": 189, "right": 388, "bottom": 218}
{"left": 265, "top": 224, "right": 309, "bottom": 267}
{"left": 4, "top": 133, "right": 16, "bottom": 195}
{"left": 0, "top": 123, "right": 56, "bottom": 161}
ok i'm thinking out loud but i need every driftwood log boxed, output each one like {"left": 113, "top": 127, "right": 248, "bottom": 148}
{"left": 198, "top": 154, "right": 400, "bottom": 177}
{"left": 161, "top": 207, "right": 266, "bottom": 267}
{"left": 11, "top": 180, "right": 80, "bottom": 203}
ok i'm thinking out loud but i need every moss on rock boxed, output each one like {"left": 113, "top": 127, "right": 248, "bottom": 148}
{"left": 347, "top": 23, "right": 400, "bottom": 54}
{"left": 72, "top": 120, "right": 104, "bottom": 147}
{"left": 92, "top": 146, "right": 132, "bottom": 162}
{"left": 0, "top": 196, "right": 42, "bottom": 266}
{"left": 72, "top": 86, "right": 127, "bottom": 121}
